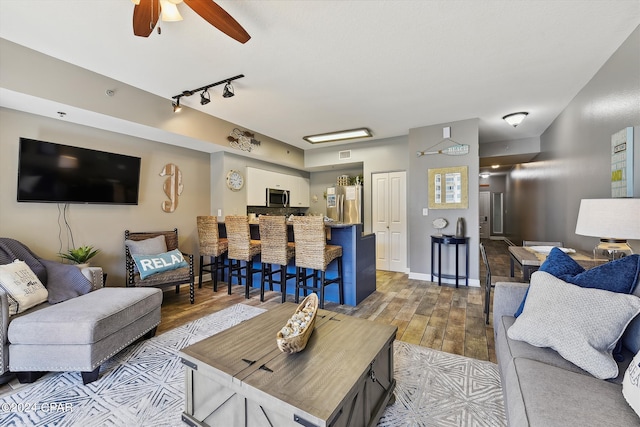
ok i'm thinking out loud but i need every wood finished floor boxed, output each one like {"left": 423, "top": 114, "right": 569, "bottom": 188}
{"left": 160, "top": 239, "right": 516, "bottom": 364}
{"left": 0, "top": 239, "right": 513, "bottom": 395}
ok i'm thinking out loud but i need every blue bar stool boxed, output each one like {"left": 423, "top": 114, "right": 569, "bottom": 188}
{"left": 259, "top": 215, "right": 295, "bottom": 303}
{"left": 225, "top": 215, "right": 261, "bottom": 299}
{"left": 292, "top": 216, "right": 344, "bottom": 309}
{"left": 197, "top": 216, "right": 228, "bottom": 293}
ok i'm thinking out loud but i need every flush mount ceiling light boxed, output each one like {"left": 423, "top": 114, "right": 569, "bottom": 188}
{"left": 303, "top": 128, "right": 372, "bottom": 144}
{"left": 491, "top": 164, "right": 500, "bottom": 169}
{"left": 222, "top": 82, "right": 235, "bottom": 98}
{"left": 479, "top": 172, "right": 491, "bottom": 178}
{"left": 171, "top": 74, "right": 244, "bottom": 112}
{"left": 200, "top": 89, "right": 210, "bottom": 105}
{"left": 503, "top": 112, "right": 529, "bottom": 127}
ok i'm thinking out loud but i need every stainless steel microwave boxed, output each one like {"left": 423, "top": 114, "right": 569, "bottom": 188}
{"left": 267, "top": 188, "right": 289, "bottom": 207}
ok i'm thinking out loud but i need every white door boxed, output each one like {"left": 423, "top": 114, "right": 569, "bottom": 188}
{"left": 479, "top": 191, "right": 490, "bottom": 238}
{"left": 372, "top": 171, "right": 407, "bottom": 272}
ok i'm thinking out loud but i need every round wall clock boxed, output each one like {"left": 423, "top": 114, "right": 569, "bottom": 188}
{"left": 226, "top": 170, "right": 244, "bottom": 191}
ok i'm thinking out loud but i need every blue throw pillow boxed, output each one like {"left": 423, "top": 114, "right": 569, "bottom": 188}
{"left": 514, "top": 249, "right": 640, "bottom": 317}
{"left": 133, "top": 249, "right": 188, "bottom": 280}
{"left": 540, "top": 247, "right": 585, "bottom": 277}
{"left": 565, "top": 254, "right": 640, "bottom": 294}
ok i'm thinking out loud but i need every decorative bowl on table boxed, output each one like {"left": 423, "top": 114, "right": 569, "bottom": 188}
{"left": 276, "top": 293, "right": 318, "bottom": 354}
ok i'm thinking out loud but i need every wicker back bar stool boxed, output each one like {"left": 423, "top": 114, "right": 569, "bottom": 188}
{"left": 291, "top": 216, "right": 344, "bottom": 309}
{"left": 258, "top": 216, "right": 295, "bottom": 302}
{"left": 196, "top": 216, "right": 229, "bottom": 293}
{"left": 225, "top": 215, "right": 262, "bottom": 299}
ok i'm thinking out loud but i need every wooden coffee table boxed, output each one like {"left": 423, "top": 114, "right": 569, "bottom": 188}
{"left": 179, "top": 303, "right": 397, "bottom": 427}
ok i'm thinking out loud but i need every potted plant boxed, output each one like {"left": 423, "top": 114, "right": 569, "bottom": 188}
{"left": 59, "top": 245, "right": 100, "bottom": 267}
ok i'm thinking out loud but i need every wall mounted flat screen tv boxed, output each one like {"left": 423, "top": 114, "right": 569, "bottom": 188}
{"left": 17, "top": 137, "right": 141, "bottom": 205}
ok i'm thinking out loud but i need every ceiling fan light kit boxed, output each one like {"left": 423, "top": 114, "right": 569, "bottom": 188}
{"left": 503, "top": 112, "right": 529, "bottom": 127}
{"left": 159, "top": 0, "right": 183, "bottom": 22}
{"left": 303, "top": 128, "right": 372, "bottom": 144}
{"left": 132, "top": 0, "right": 251, "bottom": 43}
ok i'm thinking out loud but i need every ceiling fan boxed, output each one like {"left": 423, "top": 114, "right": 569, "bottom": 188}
{"left": 132, "top": 0, "right": 250, "bottom": 43}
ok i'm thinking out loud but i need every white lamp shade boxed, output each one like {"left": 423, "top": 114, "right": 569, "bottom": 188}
{"left": 575, "top": 198, "right": 640, "bottom": 240}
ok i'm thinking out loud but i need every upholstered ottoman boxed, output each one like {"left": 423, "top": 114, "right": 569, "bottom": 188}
{"left": 7, "top": 287, "right": 162, "bottom": 384}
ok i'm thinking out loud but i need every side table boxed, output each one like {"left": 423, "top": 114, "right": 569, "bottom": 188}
{"left": 431, "top": 235, "right": 469, "bottom": 288}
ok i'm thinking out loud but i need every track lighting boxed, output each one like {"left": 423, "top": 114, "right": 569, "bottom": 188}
{"left": 172, "top": 98, "right": 182, "bottom": 113}
{"left": 170, "top": 74, "right": 244, "bottom": 112}
{"left": 200, "top": 90, "right": 211, "bottom": 105}
{"left": 222, "top": 82, "right": 235, "bottom": 98}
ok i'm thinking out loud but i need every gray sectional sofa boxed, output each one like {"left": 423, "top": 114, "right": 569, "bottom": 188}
{"left": 493, "top": 280, "right": 640, "bottom": 426}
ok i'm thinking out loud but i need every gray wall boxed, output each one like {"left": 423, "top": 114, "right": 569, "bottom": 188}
{"left": 305, "top": 136, "right": 409, "bottom": 233}
{"left": 408, "top": 119, "right": 480, "bottom": 283}
{"left": 0, "top": 108, "right": 211, "bottom": 286}
{"left": 508, "top": 25, "right": 640, "bottom": 253}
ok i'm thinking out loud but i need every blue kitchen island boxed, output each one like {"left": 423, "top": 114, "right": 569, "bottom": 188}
{"left": 218, "top": 221, "right": 376, "bottom": 306}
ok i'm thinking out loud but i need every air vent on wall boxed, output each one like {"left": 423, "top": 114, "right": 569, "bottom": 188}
{"left": 339, "top": 150, "right": 352, "bottom": 160}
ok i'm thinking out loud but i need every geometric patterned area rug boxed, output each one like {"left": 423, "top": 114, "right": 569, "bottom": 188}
{"left": 379, "top": 341, "right": 506, "bottom": 427}
{"left": 0, "top": 304, "right": 506, "bottom": 427}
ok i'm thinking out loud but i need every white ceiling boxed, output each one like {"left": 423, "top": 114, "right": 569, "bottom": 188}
{"left": 1, "top": 0, "right": 639, "bottom": 152}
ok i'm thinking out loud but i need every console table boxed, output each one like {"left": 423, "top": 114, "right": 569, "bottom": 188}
{"left": 431, "top": 235, "right": 469, "bottom": 287}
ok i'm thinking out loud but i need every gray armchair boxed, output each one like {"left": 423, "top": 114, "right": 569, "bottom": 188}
{"left": 124, "top": 229, "right": 195, "bottom": 304}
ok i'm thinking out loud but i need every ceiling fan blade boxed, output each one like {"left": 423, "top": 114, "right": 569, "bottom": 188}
{"left": 184, "top": 0, "right": 251, "bottom": 44}
{"left": 133, "top": 0, "right": 160, "bottom": 37}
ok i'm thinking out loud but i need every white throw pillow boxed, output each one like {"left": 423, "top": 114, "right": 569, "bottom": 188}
{"left": 623, "top": 350, "right": 640, "bottom": 417}
{"left": 125, "top": 235, "right": 167, "bottom": 255}
{"left": 507, "top": 271, "right": 640, "bottom": 380}
{"left": 0, "top": 260, "right": 49, "bottom": 316}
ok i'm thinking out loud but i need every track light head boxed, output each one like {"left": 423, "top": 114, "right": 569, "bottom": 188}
{"left": 171, "top": 74, "right": 243, "bottom": 108}
{"left": 200, "top": 90, "right": 211, "bottom": 105}
{"left": 172, "top": 98, "right": 182, "bottom": 113}
{"left": 222, "top": 82, "right": 235, "bottom": 98}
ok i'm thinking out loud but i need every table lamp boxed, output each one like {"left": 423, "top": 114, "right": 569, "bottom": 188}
{"left": 575, "top": 198, "right": 640, "bottom": 260}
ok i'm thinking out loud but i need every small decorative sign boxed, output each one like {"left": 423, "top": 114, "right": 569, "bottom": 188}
{"left": 228, "top": 128, "right": 261, "bottom": 152}
{"left": 160, "top": 163, "right": 183, "bottom": 213}
{"left": 611, "top": 127, "right": 634, "bottom": 198}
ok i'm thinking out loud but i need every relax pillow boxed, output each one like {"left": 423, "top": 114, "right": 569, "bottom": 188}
{"left": 125, "top": 235, "right": 168, "bottom": 273}
{"left": 0, "top": 260, "right": 49, "bottom": 315}
{"left": 132, "top": 249, "right": 188, "bottom": 280}
{"left": 623, "top": 350, "right": 640, "bottom": 417}
{"left": 515, "top": 250, "right": 640, "bottom": 317}
{"left": 508, "top": 271, "right": 640, "bottom": 379}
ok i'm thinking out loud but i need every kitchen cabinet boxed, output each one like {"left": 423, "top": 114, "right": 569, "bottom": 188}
{"left": 246, "top": 168, "right": 268, "bottom": 205}
{"left": 289, "top": 176, "right": 310, "bottom": 207}
{"left": 246, "top": 167, "right": 309, "bottom": 207}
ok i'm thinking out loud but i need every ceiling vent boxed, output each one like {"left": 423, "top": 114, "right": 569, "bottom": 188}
{"left": 339, "top": 150, "right": 352, "bottom": 160}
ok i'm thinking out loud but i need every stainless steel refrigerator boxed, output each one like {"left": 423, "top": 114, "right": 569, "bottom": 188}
{"left": 326, "top": 185, "right": 362, "bottom": 224}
